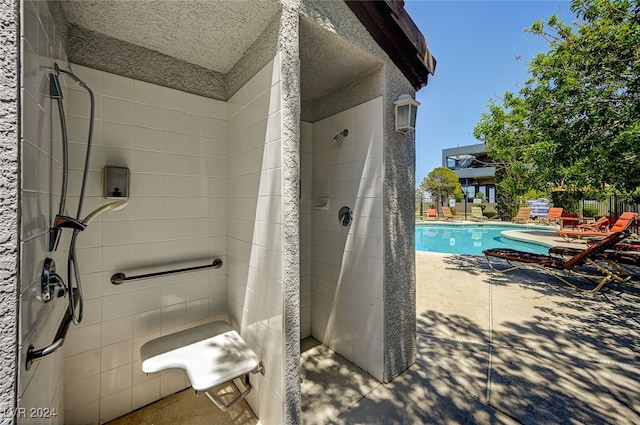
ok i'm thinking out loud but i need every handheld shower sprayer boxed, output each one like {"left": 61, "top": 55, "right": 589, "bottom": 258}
{"left": 82, "top": 200, "right": 129, "bottom": 225}
{"left": 332, "top": 129, "right": 349, "bottom": 144}
{"left": 53, "top": 200, "right": 129, "bottom": 231}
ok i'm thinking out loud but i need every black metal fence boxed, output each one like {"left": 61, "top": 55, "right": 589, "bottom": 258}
{"left": 579, "top": 195, "right": 640, "bottom": 219}
{"left": 573, "top": 195, "right": 640, "bottom": 235}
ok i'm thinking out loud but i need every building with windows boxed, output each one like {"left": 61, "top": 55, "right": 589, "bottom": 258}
{"left": 442, "top": 143, "right": 496, "bottom": 214}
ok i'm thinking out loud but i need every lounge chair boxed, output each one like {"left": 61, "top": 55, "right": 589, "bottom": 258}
{"left": 608, "top": 241, "right": 640, "bottom": 251}
{"left": 577, "top": 216, "right": 610, "bottom": 232}
{"left": 588, "top": 236, "right": 640, "bottom": 250}
{"left": 471, "top": 206, "right": 488, "bottom": 221}
{"left": 483, "top": 231, "right": 629, "bottom": 293}
{"left": 441, "top": 206, "right": 461, "bottom": 221}
{"left": 426, "top": 208, "right": 437, "bottom": 220}
{"left": 549, "top": 239, "right": 639, "bottom": 282}
{"left": 539, "top": 207, "right": 563, "bottom": 225}
{"left": 512, "top": 207, "right": 532, "bottom": 223}
{"left": 557, "top": 212, "right": 638, "bottom": 241}
{"left": 552, "top": 232, "right": 640, "bottom": 254}
{"left": 598, "top": 250, "right": 640, "bottom": 273}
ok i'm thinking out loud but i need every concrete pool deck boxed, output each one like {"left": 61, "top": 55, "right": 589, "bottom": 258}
{"left": 301, "top": 228, "right": 640, "bottom": 424}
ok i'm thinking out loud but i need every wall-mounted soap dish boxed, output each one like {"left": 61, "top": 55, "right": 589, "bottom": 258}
{"left": 103, "top": 166, "right": 130, "bottom": 199}
{"left": 314, "top": 197, "right": 330, "bottom": 210}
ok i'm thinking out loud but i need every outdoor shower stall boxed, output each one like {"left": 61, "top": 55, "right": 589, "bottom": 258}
{"left": 2, "top": 1, "right": 433, "bottom": 424}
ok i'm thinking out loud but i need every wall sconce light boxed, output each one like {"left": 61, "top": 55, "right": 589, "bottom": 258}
{"left": 393, "top": 93, "right": 420, "bottom": 134}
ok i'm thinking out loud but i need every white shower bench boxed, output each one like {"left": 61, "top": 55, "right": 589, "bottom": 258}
{"left": 140, "top": 320, "right": 264, "bottom": 411}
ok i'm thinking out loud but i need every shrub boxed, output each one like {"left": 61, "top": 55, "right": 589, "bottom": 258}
{"left": 484, "top": 210, "right": 498, "bottom": 219}
{"left": 582, "top": 205, "right": 599, "bottom": 218}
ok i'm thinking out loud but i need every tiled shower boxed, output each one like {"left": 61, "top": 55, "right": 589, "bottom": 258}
{"left": 20, "top": 1, "right": 391, "bottom": 424}
{"left": 60, "top": 60, "right": 283, "bottom": 424}
{"left": 20, "top": 0, "right": 285, "bottom": 420}
{"left": 60, "top": 65, "right": 230, "bottom": 424}
{"left": 300, "top": 98, "right": 386, "bottom": 381}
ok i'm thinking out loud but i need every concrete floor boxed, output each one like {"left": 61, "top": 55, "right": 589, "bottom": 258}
{"left": 300, "top": 245, "right": 640, "bottom": 424}
{"left": 106, "top": 384, "right": 258, "bottom": 425}
{"left": 110, "top": 227, "right": 640, "bottom": 424}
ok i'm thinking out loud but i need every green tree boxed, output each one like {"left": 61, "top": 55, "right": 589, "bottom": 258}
{"left": 474, "top": 94, "right": 543, "bottom": 219}
{"left": 419, "top": 167, "right": 462, "bottom": 210}
{"left": 475, "top": 0, "right": 640, "bottom": 210}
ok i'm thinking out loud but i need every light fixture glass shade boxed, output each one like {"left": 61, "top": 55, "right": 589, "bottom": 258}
{"left": 394, "top": 94, "right": 420, "bottom": 133}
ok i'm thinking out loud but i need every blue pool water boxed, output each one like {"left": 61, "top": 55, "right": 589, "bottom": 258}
{"left": 415, "top": 224, "right": 551, "bottom": 256}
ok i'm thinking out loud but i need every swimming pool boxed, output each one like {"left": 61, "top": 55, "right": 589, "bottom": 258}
{"left": 415, "top": 224, "right": 551, "bottom": 256}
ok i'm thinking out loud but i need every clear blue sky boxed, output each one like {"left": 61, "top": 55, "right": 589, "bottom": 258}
{"left": 404, "top": 0, "right": 571, "bottom": 186}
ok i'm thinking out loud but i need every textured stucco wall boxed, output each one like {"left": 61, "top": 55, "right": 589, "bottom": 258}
{"left": 0, "top": 0, "right": 19, "bottom": 422}
{"left": 226, "top": 11, "right": 281, "bottom": 99}
{"left": 382, "top": 79, "right": 417, "bottom": 381}
{"left": 307, "top": 65, "right": 383, "bottom": 123}
{"left": 277, "top": 3, "right": 301, "bottom": 424}
{"left": 298, "top": 2, "right": 385, "bottom": 123}
{"left": 67, "top": 25, "right": 227, "bottom": 100}
{"left": 65, "top": 9, "right": 283, "bottom": 103}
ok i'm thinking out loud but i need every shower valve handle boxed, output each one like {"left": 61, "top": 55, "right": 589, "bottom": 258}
{"left": 339, "top": 206, "right": 353, "bottom": 227}
{"left": 41, "top": 258, "right": 66, "bottom": 303}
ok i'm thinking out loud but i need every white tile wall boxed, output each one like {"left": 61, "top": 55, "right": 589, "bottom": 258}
{"left": 309, "top": 98, "right": 385, "bottom": 381}
{"left": 61, "top": 65, "right": 229, "bottom": 424}
{"left": 300, "top": 122, "right": 313, "bottom": 338}
{"left": 226, "top": 55, "right": 284, "bottom": 425}
{"left": 19, "top": 0, "right": 69, "bottom": 423}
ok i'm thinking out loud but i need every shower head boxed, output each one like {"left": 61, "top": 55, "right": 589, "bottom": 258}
{"left": 82, "top": 200, "right": 129, "bottom": 225}
{"left": 332, "top": 129, "right": 349, "bottom": 144}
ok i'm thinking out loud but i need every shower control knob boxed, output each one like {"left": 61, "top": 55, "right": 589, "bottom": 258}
{"left": 339, "top": 206, "right": 353, "bottom": 227}
{"left": 41, "top": 258, "right": 66, "bottom": 303}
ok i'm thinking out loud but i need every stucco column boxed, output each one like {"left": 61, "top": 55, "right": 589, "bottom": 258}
{"left": 0, "top": 0, "right": 20, "bottom": 422}
{"left": 383, "top": 84, "right": 418, "bottom": 382}
{"left": 278, "top": 2, "right": 302, "bottom": 424}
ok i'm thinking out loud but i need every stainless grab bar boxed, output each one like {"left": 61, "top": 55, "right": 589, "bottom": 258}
{"left": 26, "top": 290, "right": 77, "bottom": 370}
{"left": 111, "top": 258, "right": 223, "bottom": 285}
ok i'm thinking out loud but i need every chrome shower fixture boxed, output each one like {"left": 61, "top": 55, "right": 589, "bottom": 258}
{"left": 332, "top": 129, "right": 349, "bottom": 144}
